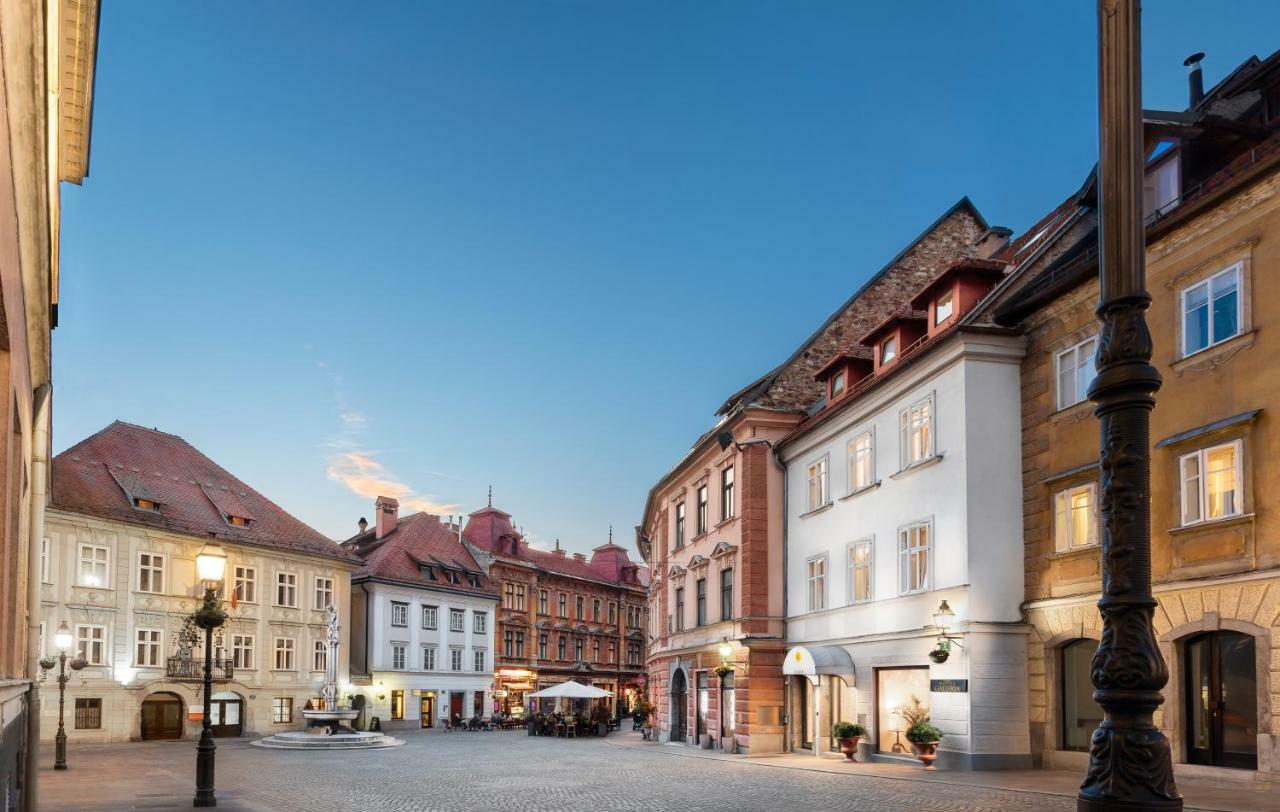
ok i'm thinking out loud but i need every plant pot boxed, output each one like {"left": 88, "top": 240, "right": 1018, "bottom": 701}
{"left": 836, "top": 736, "right": 859, "bottom": 762}
{"left": 855, "top": 740, "right": 873, "bottom": 763}
{"left": 928, "top": 647, "right": 950, "bottom": 664}
{"left": 911, "top": 740, "right": 940, "bottom": 770}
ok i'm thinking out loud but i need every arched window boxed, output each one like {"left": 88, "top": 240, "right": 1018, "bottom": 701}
{"left": 1185, "top": 630, "right": 1257, "bottom": 769}
{"left": 1060, "top": 639, "right": 1101, "bottom": 751}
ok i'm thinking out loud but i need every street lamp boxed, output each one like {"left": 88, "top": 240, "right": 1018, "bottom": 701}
{"left": 1080, "top": 1, "right": 1180, "bottom": 809}
{"left": 929, "top": 600, "right": 962, "bottom": 664}
{"left": 193, "top": 543, "right": 227, "bottom": 808}
{"left": 40, "top": 621, "right": 87, "bottom": 770}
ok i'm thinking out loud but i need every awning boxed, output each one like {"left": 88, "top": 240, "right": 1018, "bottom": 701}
{"left": 783, "top": 645, "right": 855, "bottom": 685}
{"left": 527, "top": 680, "right": 613, "bottom": 699}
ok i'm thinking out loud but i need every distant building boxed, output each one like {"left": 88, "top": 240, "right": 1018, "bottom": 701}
{"left": 39, "top": 422, "right": 359, "bottom": 743}
{"left": 343, "top": 496, "right": 499, "bottom": 729}
{"left": 462, "top": 501, "right": 647, "bottom": 719}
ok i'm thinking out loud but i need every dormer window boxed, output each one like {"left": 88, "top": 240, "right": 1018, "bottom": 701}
{"left": 1144, "top": 145, "right": 1180, "bottom": 219}
{"left": 830, "top": 371, "right": 846, "bottom": 398}
{"left": 421, "top": 565, "right": 437, "bottom": 581}
{"left": 134, "top": 498, "right": 158, "bottom": 512}
{"left": 935, "top": 290, "right": 954, "bottom": 325}
{"left": 880, "top": 336, "right": 897, "bottom": 365}
{"left": 227, "top": 515, "right": 249, "bottom": 527}
{"left": 467, "top": 574, "right": 480, "bottom": 588}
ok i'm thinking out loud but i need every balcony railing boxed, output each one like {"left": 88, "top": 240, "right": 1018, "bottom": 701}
{"left": 165, "top": 655, "right": 234, "bottom": 682}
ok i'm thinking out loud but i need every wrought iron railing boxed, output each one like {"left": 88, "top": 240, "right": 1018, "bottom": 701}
{"left": 165, "top": 655, "right": 234, "bottom": 681}
{"left": 1145, "top": 132, "right": 1280, "bottom": 228}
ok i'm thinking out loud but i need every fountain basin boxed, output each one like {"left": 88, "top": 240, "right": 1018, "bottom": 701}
{"left": 252, "top": 730, "right": 403, "bottom": 750}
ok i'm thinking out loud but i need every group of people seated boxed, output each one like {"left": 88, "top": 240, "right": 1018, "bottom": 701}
{"left": 527, "top": 708, "right": 618, "bottom": 737}
{"left": 445, "top": 712, "right": 521, "bottom": 731}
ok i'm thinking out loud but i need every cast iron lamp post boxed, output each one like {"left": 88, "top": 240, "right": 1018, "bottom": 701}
{"left": 41, "top": 621, "right": 87, "bottom": 770}
{"left": 928, "top": 600, "right": 962, "bottom": 664}
{"left": 193, "top": 543, "right": 227, "bottom": 808}
{"left": 1079, "top": 1, "right": 1180, "bottom": 809}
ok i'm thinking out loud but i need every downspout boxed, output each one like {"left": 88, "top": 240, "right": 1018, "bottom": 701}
{"left": 24, "top": 385, "right": 51, "bottom": 812}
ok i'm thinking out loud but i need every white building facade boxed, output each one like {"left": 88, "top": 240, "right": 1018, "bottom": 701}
{"left": 779, "top": 307, "right": 1030, "bottom": 769}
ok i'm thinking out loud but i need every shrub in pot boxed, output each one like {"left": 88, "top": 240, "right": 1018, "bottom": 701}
{"left": 830, "top": 721, "right": 866, "bottom": 762}
{"left": 905, "top": 721, "right": 943, "bottom": 770}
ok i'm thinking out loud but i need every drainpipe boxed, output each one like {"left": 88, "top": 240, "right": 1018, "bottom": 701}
{"left": 24, "top": 384, "right": 51, "bottom": 812}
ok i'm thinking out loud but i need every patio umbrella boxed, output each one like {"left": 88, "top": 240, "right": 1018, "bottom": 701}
{"left": 526, "top": 680, "right": 613, "bottom": 699}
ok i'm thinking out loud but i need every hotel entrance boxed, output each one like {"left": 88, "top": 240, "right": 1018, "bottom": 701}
{"left": 782, "top": 645, "right": 856, "bottom": 756}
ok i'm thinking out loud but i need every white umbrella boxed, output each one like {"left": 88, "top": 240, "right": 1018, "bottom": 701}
{"left": 527, "top": 680, "right": 613, "bottom": 699}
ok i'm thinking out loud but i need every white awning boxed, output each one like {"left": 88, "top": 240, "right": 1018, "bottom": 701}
{"left": 783, "top": 645, "right": 855, "bottom": 685}
{"left": 526, "top": 680, "right": 613, "bottom": 699}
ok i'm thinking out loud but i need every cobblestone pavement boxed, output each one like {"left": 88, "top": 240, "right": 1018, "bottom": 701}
{"left": 41, "top": 730, "right": 1076, "bottom": 812}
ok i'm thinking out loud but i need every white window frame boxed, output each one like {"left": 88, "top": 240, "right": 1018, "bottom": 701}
{"left": 473, "top": 649, "right": 486, "bottom": 672}
{"left": 881, "top": 335, "right": 897, "bottom": 364}
{"left": 135, "top": 628, "right": 162, "bottom": 667}
{"left": 935, "top": 289, "right": 954, "bottom": 325}
{"left": 847, "top": 430, "right": 875, "bottom": 493}
{"left": 313, "top": 577, "right": 334, "bottom": 610}
{"left": 391, "top": 643, "right": 406, "bottom": 670}
{"left": 76, "top": 624, "right": 107, "bottom": 665}
{"left": 273, "top": 637, "right": 296, "bottom": 671}
{"left": 137, "top": 552, "right": 165, "bottom": 594}
{"left": 449, "top": 608, "right": 465, "bottom": 633}
{"left": 1053, "top": 482, "right": 1099, "bottom": 552}
{"left": 77, "top": 543, "right": 109, "bottom": 588}
{"left": 275, "top": 572, "right": 298, "bottom": 608}
{"left": 1180, "top": 264, "right": 1242, "bottom": 358}
{"left": 422, "top": 605, "right": 438, "bottom": 630}
{"left": 899, "top": 395, "right": 935, "bottom": 469}
{"left": 1055, "top": 337, "right": 1098, "bottom": 410}
{"left": 846, "top": 539, "right": 873, "bottom": 604}
{"left": 422, "top": 645, "right": 436, "bottom": 670}
{"left": 806, "top": 455, "right": 830, "bottom": 512}
{"left": 233, "top": 566, "right": 257, "bottom": 604}
{"left": 1179, "top": 440, "right": 1244, "bottom": 527}
{"left": 450, "top": 648, "right": 463, "bottom": 672}
{"left": 473, "top": 612, "right": 487, "bottom": 634}
{"left": 390, "top": 601, "right": 408, "bottom": 627}
{"left": 805, "top": 554, "right": 827, "bottom": 612}
{"left": 313, "top": 640, "right": 327, "bottom": 672}
{"left": 898, "top": 520, "right": 933, "bottom": 595}
{"left": 232, "top": 634, "right": 255, "bottom": 670}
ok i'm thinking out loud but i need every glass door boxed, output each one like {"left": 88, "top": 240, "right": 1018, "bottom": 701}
{"left": 1186, "top": 631, "right": 1257, "bottom": 769}
{"left": 798, "top": 679, "right": 813, "bottom": 750}
{"left": 420, "top": 695, "right": 434, "bottom": 728}
{"left": 696, "top": 672, "right": 709, "bottom": 739}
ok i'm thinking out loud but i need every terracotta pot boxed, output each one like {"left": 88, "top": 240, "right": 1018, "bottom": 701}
{"left": 836, "top": 737, "right": 859, "bottom": 762}
{"left": 910, "top": 740, "right": 939, "bottom": 770}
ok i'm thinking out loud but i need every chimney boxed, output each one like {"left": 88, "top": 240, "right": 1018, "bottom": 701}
{"left": 375, "top": 496, "right": 399, "bottom": 539}
{"left": 1185, "top": 52, "right": 1205, "bottom": 108}
{"left": 573, "top": 553, "right": 586, "bottom": 563}
{"left": 554, "top": 539, "right": 567, "bottom": 557}
{"left": 358, "top": 517, "right": 368, "bottom": 534}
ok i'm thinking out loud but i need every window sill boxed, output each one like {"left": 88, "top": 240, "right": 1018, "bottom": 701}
{"left": 1047, "top": 545, "right": 1099, "bottom": 560}
{"left": 1169, "top": 330, "right": 1255, "bottom": 376}
{"left": 799, "top": 502, "right": 834, "bottom": 519}
{"left": 840, "top": 482, "right": 881, "bottom": 501}
{"left": 1168, "top": 512, "right": 1254, "bottom": 536}
{"left": 891, "top": 453, "right": 945, "bottom": 480}
{"left": 1051, "top": 400, "right": 1094, "bottom": 423}
{"left": 714, "top": 516, "right": 738, "bottom": 530}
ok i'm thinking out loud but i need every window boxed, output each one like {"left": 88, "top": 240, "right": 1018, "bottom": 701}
{"left": 1061, "top": 639, "right": 1103, "bottom": 751}
{"left": 674, "top": 502, "right": 686, "bottom": 548}
{"left": 831, "top": 370, "right": 846, "bottom": 398}
{"left": 504, "top": 583, "right": 526, "bottom": 611}
{"left": 135, "top": 628, "right": 162, "bottom": 667}
{"left": 608, "top": 602, "right": 617, "bottom": 625}
{"left": 137, "top": 552, "right": 165, "bottom": 594}
{"left": 75, "top": 698, "right": 103, "bottom": 729}
{"left": 504, "top": 631, "right": 514, "bottom": 657}
{"left": 806, "top": 456, "right": 829, "bottom": 512}
{"left": 474, "top": 649, "right": 486, "bottom": 672}
{"left": 696, "top": 485, "right": 709, "bottom": 535}
{"left": 273, "top": 637, "right": 296, "bottom": 670}
{"left": 78, "top": 544, "right": 109, "bottom": 588}
{"left": 721, "top": 466, "right": 735, "bottom": 521}
{"left": 627, "top": 641, "right": 641, "bottom": 666}
{"left": 514, "top": 632, "right": 525, "bottom": 658}
{"left": 539, "top": 590, "right": 549, "bottom": 615}
{"left": 608, "top": 641, "right": 616, "bottom": 663}
{"left": 1056, "top": 337, "right": 1098, "bottom": 410}
{"left": 450, "top": 648, "right": 463, "bottom": 671}
{"left": 233, "top": 566, "right": 257, "bottom": 603}
{"left": 574, "top": 638, "right": 584, "bottom": 661}
{"left": 314, "top": 577, "right": 334, "bottom": 610}
{"left": 390, "top": 690, "right": 404, "bottom": 720}
{"left": 422, "top": 646, "right": 436, "bottom": 670}
{"left": 720, "top": 568, "right": 733, "bottom": 620}
{"left": 422, "top": 605, "right": 438, "bottom": 630}
{"left": 276, "top": 572, "right": 298, "bottom": 607}
{"left": 898, "top": 522, "right": 932, "bottom": 595}
{"left": 76, "top": 625, "right": 106, "bottom": 665}
{"left": 557, "top": 636, "right": 566, "bottom": 661}
{"left": 900, "top": 396, "right": 934, "bottom": 467}
{"left": 558, "top": 592, "right": 567, "bottom": 617}
{"left": 1054, "top": 483, "right": 1098, "bottom": 552}
{"left": 538, "top": 635, "right": 547, "bottom": 659}
{"left": 1182, "top": 264, "right": 1241, "bottom": 357}
{"left": 1143, "top": 154, "right": 1180, "bottom": 218}
{"left": 473, "top": 612, "right": 487, "bottom": 634}
{"left": 313, "top": 640, "right": 327, "bottom": 671}
{"left": 272, "top": 697, "right": 293, "bottom": 724}
{"left": 40, "top": 537, "right": 51, "bottom": 584}
{"left": 935, "top": 289, "right": 954, "bottom": 325}
{"left": 591, "top": 639, "right": 600, "bottom": 662}
{"left": 392, "top": 644, "right": 406, "bottom": 670}
{"left": 391, "top": 601, "right": 408, "bottom": 627}
{"left": 450, "top": 609, "right": 465, "bottom": 633}
{"left": 848, "top": 539, "right": 873, "bottom": 603}
{"left": 674, "top": 587, "right": 686, "bottom": 632}
{"left": 232, "top": 634, "right": 255, "bottom": 669}
{"left": 695, "top": 578, "right": 707, "bottom": 626}
{"left": 881, "top": 335, "right": 897, "bottom": 365}
{"left": 848, "top": 431, "right": 874, "bottom": 492}
{"left": 806, "top": 555, "right": 827, "bottom": 611}
{"left": 1180, "top": 441, "right": 1243, "bottom": 526}
{"left": 576, "top": 596, "right": 584, "bottom": 619}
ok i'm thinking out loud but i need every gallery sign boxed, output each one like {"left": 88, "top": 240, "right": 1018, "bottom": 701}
{"left": 930, "top": 679, "right": 968, "bottom": 693}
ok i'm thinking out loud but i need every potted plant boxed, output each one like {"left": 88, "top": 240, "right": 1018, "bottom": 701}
{"left": 906, "top": 721, "right": 943, "bottom": 770}
{"left": 830, "top": 721, "right": 866, "bottom": 762}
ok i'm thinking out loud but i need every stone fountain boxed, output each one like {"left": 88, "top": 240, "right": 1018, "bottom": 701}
{"left": 253, "top": 605, "right": 402, "bottom": 750}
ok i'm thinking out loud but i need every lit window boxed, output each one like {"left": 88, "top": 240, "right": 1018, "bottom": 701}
{"left": 1180, "top": 441, "right": 1243, "bottom": 526}
{"left": 134, "top": 498, "right": 158, "bottom": 511}
{"left": 272, "top": 697, "right": 293, "bottom": 724}
{"left": 390, "top": 690, "right": 404, "bottom": 720}
{"left": 831, "top": 370, "right": 846, "bottom": 398}
{"left": 898, "top": 522, "right": 931, "bottom": 595}
{"left": 74, "top": 698, "right": 102, "bottom": 730}
{"left": 847, "top": 540, "right": 873, "bottom": 603}
{"left": 1056, "top": 337, "right": 1098, "bottom": 410}
{"left": 899, "top": 396, "right": 935, "bottom": 468}
{"left": 806, "top": 456, "right": 829, "bottom": 512}
{"left": 1182, "top": 265, "right": 1241, "bottom": 357}
{"left": 1054, "top": 483, "right": 1098, "bottom": 552}
{"left": 78, "top": 544, "right": 109, "bottom": 588}
{"left": 935, "top": 290, "right": 954, "bottom": 325}
{"left": 135, "top": 628, "right": 162, "bottom": 667}
{"left": 806, "top": 555, "right": 827, "bottom": 611}
{"left": 881, "top": 336, "right": 897, "bottom": 365}
{"left": 848, "top": 431, "right": 874, "bottom": 492}
{"left": 137, "top": 552, "right": 165, "bottom": 594}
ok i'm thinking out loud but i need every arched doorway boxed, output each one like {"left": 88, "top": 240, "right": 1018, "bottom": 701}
{"left": 210, "top": 691, "right": 243, "bottom": 738}
{"left": 140, "top": 692, "right": 184, "bottom": 740}
{"left": 670, "top": 669, "right": 687, "bottom": 743}
{"left": 1185, "top": 630, "right": 1257, "bottom": 769}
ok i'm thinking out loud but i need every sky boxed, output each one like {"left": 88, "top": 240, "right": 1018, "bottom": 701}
{"left": 56, "top": 1, "right": 1280, "bottom": 555}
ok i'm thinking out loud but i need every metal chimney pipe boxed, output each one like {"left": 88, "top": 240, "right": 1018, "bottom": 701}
{"left": 1184, "top": 51, "right": 1205, "bottom": 108}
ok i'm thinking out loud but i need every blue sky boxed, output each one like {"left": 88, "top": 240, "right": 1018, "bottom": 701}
{"left": 56, "top": 1, "right": 1280, "bottom": 553}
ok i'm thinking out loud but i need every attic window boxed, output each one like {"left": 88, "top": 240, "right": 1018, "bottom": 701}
{"left": 227, "top": 515, "right": 250, "bottom": 527}
{"left": 831, "top": 371, "right": 846, "bottom": 398}
{"left": 935, "top": 290, "right": 954, "bottom": 325}
{"left": 446, "top": 570, "right": 460, "bottom": 585}
{"left": 134, "top": 498, "right": 159, "bottom": 512}
{"left": 881, "top": 336, "right": 898, "bottom": 365}
{"left": 467, "top": 574, "right": 480, "bottom": 588}
{"left": 421, "top": 565, "right": 437, "bottom": 581}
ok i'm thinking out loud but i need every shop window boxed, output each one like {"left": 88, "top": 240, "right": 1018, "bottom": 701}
{"left": 1060, "top": 639, "right": 1101, "bottom": 751}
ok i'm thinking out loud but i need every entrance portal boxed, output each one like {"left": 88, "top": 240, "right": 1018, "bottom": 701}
{"left": 420, "top": 695, "right": 435, "bottom": 728}
{"left": 140, "top": 692, "right": 184, "bottom": 740}
{"left": 1186, "top": 631, "right": 1257, "bottom": 769}
{"left": 210, "top": 691, "right": 243, "bottom": 738}
{"left": 669, "top": 669, "right": 687, "bottom": 743}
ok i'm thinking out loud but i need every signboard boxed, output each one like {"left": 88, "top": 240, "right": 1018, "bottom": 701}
{"left": 187, "top": 710, "right": 204, "bottom": 721}
{"left": 930, "top": 679, "right": 968, "bottom": 693}
{"left": 494, "top": 690, "right": 509, "bottom": 698}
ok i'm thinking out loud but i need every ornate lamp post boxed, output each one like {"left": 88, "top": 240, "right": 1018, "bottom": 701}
{"left": 40, "top": 621, "right": 87, "bottom": 770}
{"left": 193, "top": 543, "right": 227, "bottom": 808}
{"left": 1079, "top": 1, "right": 1181, "bottom": 809}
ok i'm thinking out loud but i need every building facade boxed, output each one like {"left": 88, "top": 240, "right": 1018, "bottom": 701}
{"left": 0, "top": 1, "right": 100, "bottom": 807}
{"left": 345, "top": 496, "right": 499, "bottom": 730}
{"left": 992, "top": 51, "right": 1280, "bottom": 780}
{"left": 38, "top": 422, "right": 358, "bottom": 743}
{"left": 463, "top": 503, "right": 647, "bottom": 719}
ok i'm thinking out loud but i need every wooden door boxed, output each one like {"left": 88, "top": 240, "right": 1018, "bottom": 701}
{"left": 210, "top": 697, "right": 243, "bottom": 738}
{"left": 140, "top": 694, "right": 183, "bottom": 740}
{"left": 670, "top": 670, "right": 687, "bottom": 743}
{"left": 449, "top": 692, "right": 464, "bottom": 725}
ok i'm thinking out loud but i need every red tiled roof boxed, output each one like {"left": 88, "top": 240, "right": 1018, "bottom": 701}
{"left": 346, "top": 512, "right": 497, "bottom": 597}
{"left": 908, "top": 258, "right": 1007, "bottom": 309}
{"left": 52, "top": 421, "right": 358, "bottom": 564}
{"left": 858, "top": 305, "right": 928, "bottom": 346}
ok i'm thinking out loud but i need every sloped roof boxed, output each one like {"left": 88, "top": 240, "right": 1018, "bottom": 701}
{"left": 52, "top": 421, "right": 357, "bottom": 564}
{"left": 346, "top": 512, "right": 497, "bottom": 597}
